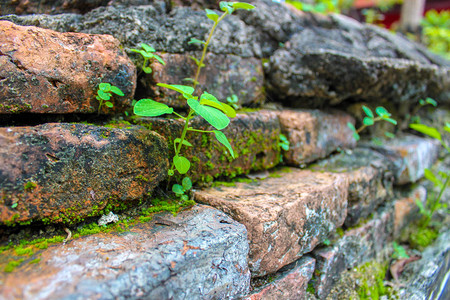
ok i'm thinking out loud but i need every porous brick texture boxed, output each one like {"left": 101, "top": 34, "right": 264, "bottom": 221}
{"left": 364, "top": 134, "right": 441, "bottom": 185}
{"left": 0, "top": 205, "right": 251, "bottom": 299}
{"left": 145, "top": 52, "right": 265, "bottom": 108}
{"left": 194, "top": 168, "right": 348, "bottom": 276}
{"left": 244, "top": 256, "right": 316, "bottom": 300}
{"left": 136, "top": 110, "right": 281, "bottom": 183}
{"left": 0, "top": 21, "right": 136, "bottom": 114}
{"left": 277, "top": 109, "right": 356, "bottom": 166}
{"left": 0, "top": 123, "right": 168, "bottom": 225}
{"left": 310, "top": 148, "right": 394, "bottom": 227}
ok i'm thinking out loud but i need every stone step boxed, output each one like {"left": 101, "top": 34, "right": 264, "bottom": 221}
{"left": 194, "top": 168, "right": 349, "bottom": 277}
{"left": 310, "top": 147, "right": 394, "bottom": 227}
{"left": 362, "top": 134, "right": 441, "bottom": 185}
{"left": 311, "top": 186, "right": 427, "bottom": 299}
{"left": 0, "top": 205, "right": 250, "bottom": 299}
{"left": 0, "top": 123, "right": 168, "bottom": 225}
{"left": 0, "top": 21, "right": 136, "bottom": 114}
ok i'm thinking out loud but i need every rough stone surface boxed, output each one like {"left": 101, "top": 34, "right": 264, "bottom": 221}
{"left": 364, "top": 134, "right": 441, "bottom": 185}
{"left": 194, "top": 168, "right": 348, "bottom": 276}
{"left": 265, "top": 13, "right": 450, "bottom": 107}
{"left": 0, "top": 205, "right": 251, "bottom": 299}
{"left": 310, "top": 148, "right": 394, "bottom": 227}
{"left": 0, "top": 0, "right": 109, "bottom": 15}
{"left": 244, "top": 256, "right": 316, "bottom": 300}
{"left": 146, "top": 52, "right": 264, "bottom": 108}
{"left": 312, "top": 205, "right": 394, "bottom": 299}
{"left": 393, "top": 186, "right": 427, "bottom": 239}
{"left": 136, "top": 110, "right": 281, "bottom": 183}
{"left": 0, "top": 123, "right": 168, "bottom": 225}
{"left": 277, "top": 109, "right": 356, "bottom": 166}
{"left": 400, "top": 230, "right": 450, "bottom": 300}
{"left": 0, "top": 21, "right": 136, "bottom": 114}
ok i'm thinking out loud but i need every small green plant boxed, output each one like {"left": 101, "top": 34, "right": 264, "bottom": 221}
{"left": 96, "top": 83, "right": 124, "bottom": 114}
{"left": 226, "top": 94, "right": 240, "bottom": 110}
{"left": 133, "top": 2, "right": 255, "bottom": 193}
{"left": 130, "top": 43, "right": 166, "bottom": 74}
{"left": 409, "top": 97, "right": 438, "bottom": 124}
{"left": 172, "top": 177, "right": 193, "bottom": 201}
{"left": 24, "top": 181, "right": 37, "bottom": 191}
{"left": 421, "top": 9, "right": 450, "bottom": 60}
{"left": 278, "top": 134, "right": 290, "bottom": 151}
{"left": 392, "top": 241, "right": 409, "bottom": 259}
{"left": 347, "top": 105, "right": 397, "bottom": 141}
{"left": 409, "top": 122, "right": 450, "bottom": 230}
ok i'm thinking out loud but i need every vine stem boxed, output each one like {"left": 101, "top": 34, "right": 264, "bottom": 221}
{"left": 193, "top": 11, "right": 229, "bottom": 90}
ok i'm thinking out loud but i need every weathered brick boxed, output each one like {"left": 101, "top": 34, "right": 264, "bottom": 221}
{"left": 0, "top": 123, "right": 168, "bottom": 225}
{"left": 194, "top": 168, "right": 348, "bottom": 276}
{"left": 135, "top": 110, "right": 281, "bottom": 183}
{"left": 0, "top": 21, "right": 136, "bottom": 114}
{"left": 0, "top": 205, "right": 251, "bottom": 299}
{"left": 244, "top": 257, "right": 316, "bottom": 300}
{"left": 277, "top": 109, "right": 356, "bottom": 166}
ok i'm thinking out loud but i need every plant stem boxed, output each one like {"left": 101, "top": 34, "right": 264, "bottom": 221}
{"left": 356, "top": 117, "right": 383, "bottom": 133}
{"left": 193, "top": 11, "right": 229, "bottom": 90}
{"left": 187, "top": 128, "right": 214, "bottom": 133}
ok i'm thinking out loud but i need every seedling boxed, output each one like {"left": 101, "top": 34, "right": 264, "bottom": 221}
{"left": 409, "top": 97, "right": 438, "bottom": 124}
{"left": 133, "top": 2, "right": 255, "bottom": 193}
{"left": 278, "top": 134, "right": 290, "bottom": 151}
{"left": 410, "top": 122, "right": 450, "bottom": 228}
{"left": 347, "top": 105, "right": 397, "bottom": 141}
{"left": 130, "top": 43, "right": 165, "bottom": 74}
{"left": 226, "top": 94, "right": 240, "bottom": 110}
{"left": 172, "top": 177, "right": 192, "bottom": 201}
{"left": 96, "top": 83, "right": 124, "bottom": 114}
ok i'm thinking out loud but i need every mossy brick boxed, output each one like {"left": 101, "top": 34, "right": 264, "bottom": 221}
{"left": 194, "top": 168, "right": 348, "bottom": 276}
{"left": 0, "top": 123, "right": 168, "bottom": 225}
{"left": 0, "top": 205, "right": 250, "bottom": 299}
{"left": 134, "top": 110, "right": 281, "bottom": 184}
{"left": 277, "top": 109, "right": 357, "bottom": 166}
{"left": 0, "top": 21, "right": 136, "bottom": 114}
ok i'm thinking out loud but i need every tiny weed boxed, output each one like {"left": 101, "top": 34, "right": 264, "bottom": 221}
{"left": 347, "top": 105, "right": 397, "bottom": 141}
{"left": 96, "top": 82, "right": 124, "bottom": 114}
{"left": 130, "top": 43, "right": 165, "bottom": 74}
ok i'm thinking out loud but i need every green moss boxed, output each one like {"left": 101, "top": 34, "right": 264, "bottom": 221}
{"left": 24, "top": 181, "right": 37, "bottom": 191}
{"left": 135, "top": 175, "right": 149, "bottom": 182}
{"left": 355, "top": 262, "right": 389, "bottom": 299}
{"left": 14, "top": 246, "right": 34, "bottom": 256}
{"left": 29, "top": 257, "right": 41, "bottom": 264}
{"left": 409, "top": 226, "right": 438, "bottom": 250}
{"left": 212, "top": 181, "right": 236, "bottom": 188}
{"left": 336, "top": 227, "right": 344, "bottom": 237}
{"left": 4, "top": 258, "right": 25, "bottom": 273}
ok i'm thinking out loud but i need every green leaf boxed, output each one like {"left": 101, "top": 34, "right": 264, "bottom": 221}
{"left": 187, "top": 98, "right": 230, "bottom": 130}
{"left": 375, "top": 106, "right": 390, "bottom": 117}
{"left": 151, "top": 54, "right": 165, "bottom": 66}
{"left": 182, "top": 177, "right": 192, "bottom": 191}
{"left": 140, "top": 43, "right": 156, "bottom": 53}
{"left": 168, "top": 169, "right": 174, "bottom": 176}
{"left": 220, "top": 1, "right": 234, "bottom": 13}
{"left": 104, "top": 101, "right": 113, "bottom": 108}
{"left": 157, "top": 83, "right": 195, "bottom": 96}
{"left": 173, "top": 155, "right": 190, "bottom": 174}
{"left": 188, "top": 38, "right": 206, "bottom": 45}
{"left": 281, "top": 143, "right": 289, "bottom": 151}
{"left": 172, "top": 184, "right": 184, "bottom": 195}
{"left": 347, "top": 122, "right": 360, "bottom": 141}
{"left": 174, "top": 138, "right": 193, "bottom": 147}
{"left": 383, "top": 117, "right": 397, "bottom": 125}
{"left": 232, "top": 2, "right": 256, "bottom": 10}
{"left": 409, "top": 123, "right": 442, "bottom": 141}
{"left": 99, "top": 83, "right": 111, "bottom": 92}
{"left": 200, "top": 93, "right": 236, "bottom": 118}
{"left": 384, "top": 132, "right": 395, "bottom": 139}
{"left": 134, "top": 99, "right": 173, "bottom": 117}
{"left": 424, "top": 168, "right": 442, "bottom": 187}
{"left": 189, "top": 56, "right": 205, "bottom": 68}
{"left": 362, "top": 105, "right": 374, "bottom": 118}
{"left": 425, "top": 97, "right": 437, "bottom": 106}
{"left": 142, "top": 66, "right": 153, "bottom": 74}
{"left": 110, "top": 86, "right": 124, "bottom": 96}
{"left": 444, "top": 124, "right": 450, "bottom": 133}
{"left": 180, "top": 194, "right": 189, "bottom": 201}
{"left": 205, "top": 9, "right": 219, "bottom": 22}
{"left": 11, "top": 203, "right": 18, "bottom": 209}
{"left": 97, "top": 90, "right": 111, "bottom": 100}
{"left": 363, "top": 117, "right": 374, "bottom": 126}
{"left": 214, "top": 130, "right": 235, "bottom": 158}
